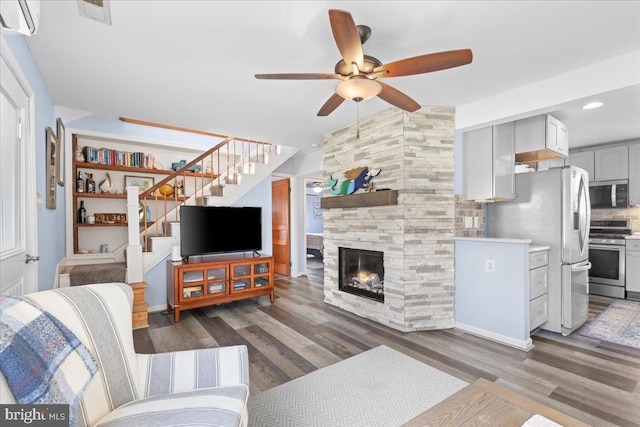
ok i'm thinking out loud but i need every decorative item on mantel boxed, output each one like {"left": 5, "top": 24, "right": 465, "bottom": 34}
{"left": 328, "top": 166, "right": 381, "bottom": 195}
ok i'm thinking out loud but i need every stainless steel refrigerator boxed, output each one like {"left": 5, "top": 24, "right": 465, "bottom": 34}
{"left": 487, "top": 166, "right": 591, "bottom": 335}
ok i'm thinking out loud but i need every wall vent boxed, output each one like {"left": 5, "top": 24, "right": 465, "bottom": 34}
{"left": 77, "top": 0, "right": 111, "bottom": 25}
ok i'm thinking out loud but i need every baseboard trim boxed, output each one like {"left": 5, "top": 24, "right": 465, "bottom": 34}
{"left": 149, "top": 304, "right": 167, "bottom": 313}
{"left": 455, "top": 322, "right": 534, "bottom": 352}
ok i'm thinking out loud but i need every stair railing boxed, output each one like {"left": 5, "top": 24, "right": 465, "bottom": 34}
{"left": 128, "top": 137, "right": 277, "bottom": 253}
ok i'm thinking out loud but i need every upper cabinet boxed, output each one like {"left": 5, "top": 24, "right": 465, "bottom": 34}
{"left": 463, "top": 123, "right": 515, "bottom": 202}
{"left": 514, "top": 114, "right": 568, "bottom": 164}
{"left": 629, "top": 143, "right": 640, "bottom": 206}
{"left": 569, "top": 151, "right": 595, "bottom": 181}
{"left": 594, "top": 145, "right": 628, "bottom": 181}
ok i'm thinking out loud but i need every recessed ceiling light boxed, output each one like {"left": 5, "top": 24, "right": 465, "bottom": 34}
{"left": 582, "top": 101, "right": 604, "bottom": 110}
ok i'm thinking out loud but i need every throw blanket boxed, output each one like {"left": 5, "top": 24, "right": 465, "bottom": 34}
{"left": 0, "top": 295, "right": 98, "bottom": 426}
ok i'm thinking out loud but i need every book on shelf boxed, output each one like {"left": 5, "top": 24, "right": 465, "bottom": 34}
{"left": 81, "top": 146, "right": 155, "bottom": 169}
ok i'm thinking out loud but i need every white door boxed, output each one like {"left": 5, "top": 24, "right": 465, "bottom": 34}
{"left": 1, "top": 39, "right": 38, "bottom": 296}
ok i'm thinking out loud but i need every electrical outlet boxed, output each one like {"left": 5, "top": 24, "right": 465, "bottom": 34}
{"left": 464, "top": 216, "right": 473, "bottom": 228}
{"left": 485, "top": 259, "right": 496, "bottom": 273}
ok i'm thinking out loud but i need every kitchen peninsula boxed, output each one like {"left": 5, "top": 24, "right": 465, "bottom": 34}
{"left": 454, "top": 237, "right": 550, "bottom": 351}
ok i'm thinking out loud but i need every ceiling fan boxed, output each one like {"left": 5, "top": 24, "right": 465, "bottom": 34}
{"left": 255, "top": 9, "right": 473, "bottom": 116}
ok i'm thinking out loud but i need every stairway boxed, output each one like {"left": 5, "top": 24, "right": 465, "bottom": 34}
{"left": 138, "top": 144, "right": 298, "bottom": 273}
{"left": 58, "top": 263, "right": 149, "bottom": 328}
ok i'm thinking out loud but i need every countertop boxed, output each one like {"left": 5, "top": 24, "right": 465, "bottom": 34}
{"left": 529, "top": 245, "right": 551, "bottom": 253}
{"left": 454, "top": 237, "right": 532, "bottom": 244}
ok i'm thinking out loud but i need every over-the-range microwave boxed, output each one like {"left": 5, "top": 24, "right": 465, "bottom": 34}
{"left": 589, "top": 180, "right": 629, "bottom": 209}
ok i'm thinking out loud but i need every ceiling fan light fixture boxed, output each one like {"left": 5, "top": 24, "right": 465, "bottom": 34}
{"left": 312, "top": 182, "right": 323, "bottom": 193}
{"left": 336, "top": 77, "right": 382, "bottom": 102}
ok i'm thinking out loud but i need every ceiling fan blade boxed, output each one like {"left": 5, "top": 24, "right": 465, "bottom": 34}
{"left": 377, "top": 82, "right": 421, "bottom": 112}
{"left": 317, "top": 93, "right": 345, "bottom": 116}
{"left": 329, "top": 9, "right": 364, "bottom": 70}
{"left": 374, "top": 49, "right": 473, "bottom": 78}
{"left": 255, "top": 73, "right": 343, "bottom": 80}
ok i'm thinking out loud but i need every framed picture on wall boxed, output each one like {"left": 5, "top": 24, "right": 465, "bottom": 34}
{"left": 56, "top": 118, "right": 65, "bottom": 186}
{"left": 125, "top": 175, "right": 155, "bottom": 192}
{"left": 46, "top": 127, "right": 57, "bottom": 209}
{"left": 313, "top": 202, "right": 322, "bottom": 219}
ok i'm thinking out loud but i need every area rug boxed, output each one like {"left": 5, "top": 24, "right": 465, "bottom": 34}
{"left": 247, "top": 345, "right": 468, "bottom": 427}
{"left": 579, "top": 300, "right": 640, "bottom": 350}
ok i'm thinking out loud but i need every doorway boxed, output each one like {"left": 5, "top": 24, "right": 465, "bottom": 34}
{"left": 272, "top": 178, "right": 291, "bottom": 276}
{"left": 305, "top": 179, "right": 324, "bottom": 284}
{"left": 1, "top": 39, "right": 38, "bottom": 295}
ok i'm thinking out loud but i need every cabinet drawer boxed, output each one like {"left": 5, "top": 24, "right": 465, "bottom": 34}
{"left": 627, "top": 240, "right": 640, "bottom": 251}
{"left": 529, "top": 250, "right": 549, "bottom": 270}
{"left": 529, "top": 266, "right": 549, "bottom": 300}
{"left": 530, "top": 294, "right": 549, "bottom": 331}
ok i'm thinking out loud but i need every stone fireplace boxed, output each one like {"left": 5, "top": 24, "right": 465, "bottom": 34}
{"left": 339, "top": 247, "right": 384, "bottom": 302}
{"left": 322, "top": 107, "right": 456, "bottom": 332}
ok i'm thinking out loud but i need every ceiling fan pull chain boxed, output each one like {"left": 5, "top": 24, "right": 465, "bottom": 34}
{"left": 356, "top": 101, "right": 360, "bottom": 139}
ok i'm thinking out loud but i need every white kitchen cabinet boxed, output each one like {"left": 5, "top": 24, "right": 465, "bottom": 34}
{"left": 626, "top": 239, "right": 640, "bottom": 300}
{"left": 594, "top": 145, "right": 628, "bottom": 181}
{"left": 514, "top": 114, "right": 568, "bottom": 164}
{"left": 528, "top": 247, "right": 549, "bottom": 331}
{"left": 629, "top": 143, "right": 640, "bottom": 206}
{"left": 569, "top": 150, "right": 595, "bottom": 182}
{"left": 463, "top": 123, "right": 515, "bottom": 202}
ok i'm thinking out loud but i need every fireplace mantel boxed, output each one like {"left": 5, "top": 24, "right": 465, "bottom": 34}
{"left": 320, "top": 190, "right": 398, "bottom": 209}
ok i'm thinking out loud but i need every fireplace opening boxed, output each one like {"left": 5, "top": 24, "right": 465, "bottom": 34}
{"left": 339, "top": 247, "right": 384, "bottom": 302}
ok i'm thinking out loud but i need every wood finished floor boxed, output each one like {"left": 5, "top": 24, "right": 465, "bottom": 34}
{"left": 134, "top": 264, "right": 640, "bottom": 427}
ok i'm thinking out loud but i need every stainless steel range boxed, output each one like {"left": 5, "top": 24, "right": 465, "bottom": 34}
{"left": 588, "top": 219, "right": 631, "bottom": 298}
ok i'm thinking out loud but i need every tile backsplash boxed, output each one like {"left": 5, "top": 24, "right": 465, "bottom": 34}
{"left": 591, "top": 206, "right": 640, "bottom": 233}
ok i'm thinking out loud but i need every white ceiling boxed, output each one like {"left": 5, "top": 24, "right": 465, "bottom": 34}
{"left": 26, "top": 1, "right": 640, "bottom": 153}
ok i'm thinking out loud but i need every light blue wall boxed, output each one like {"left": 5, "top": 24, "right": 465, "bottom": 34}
{"left": 305, "top": 192, "right": 323, "bottom": 233}
{"left": 144, "top": 176, "right": 273, "bottom": 308}
{"left": 454, "top": 240, "right": 530, "bottom": 342}
{"left": 4, "top": 34, "right": 60, "bottom": 291}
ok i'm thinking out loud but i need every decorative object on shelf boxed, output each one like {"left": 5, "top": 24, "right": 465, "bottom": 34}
{"left": 85, "top": 173, "right": 96, "bottom": 193}
{"left": 138, "top": 202, "right": 152, "bottom": 223}
{"left": 87, "top": 215, "right": 95, "bottom": 224}
{"left": 158, "top": 183, "right": 174, "bottom": 197}
{"left": 114, "top": 189, "right": 123, "bottom": 195}
{"left": 75, "top": 145, "right": 85, "bottom": 162}
{"left": 98, "top": 172, "right": 116, "bottom": 194}
{"left": 153, "top": 162, "right": 164, "bottom": 170}
{"left": 56, "top": 118, "right": 65, "bottom": 186}
{"left": 77, "top": 201, "right": 87, "bottom": 224}
{"left": 171, "top": 159, "right": 202, "bottom": 173}
{"left": 94, "top": 213, "right": 127, "bottom": 224}
{"left": 171, "top": 160, "right": 187, "bottom": 171}
{"left": 175, "top": 178, "right": 184, "bottom": 196}
{"left": 99, "top": 244, "right": 109, "bottom": 253}
{"left": 124, "top": 175, "right": 155, "bottom": 192}
{"left": 328, "top": 166, "right": 381, "bottom": 195}
{"left": 46, "top": 127, "right": 57, "bottom": 209}
{"left": 76, "top": 171, "right": 85, "bottom": 193}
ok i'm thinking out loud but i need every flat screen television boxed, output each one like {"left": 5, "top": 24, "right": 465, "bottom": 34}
{"left": 180, "top": 205, "right": 262, "bottom": 259}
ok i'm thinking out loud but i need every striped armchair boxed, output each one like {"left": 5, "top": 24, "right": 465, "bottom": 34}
{"left": 0, "top": 283, "right": 249, "bottom": 427}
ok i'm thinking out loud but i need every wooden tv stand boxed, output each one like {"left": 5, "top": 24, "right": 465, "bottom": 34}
{"left": 167, "top": 254, "right": 274, "bottom": 323}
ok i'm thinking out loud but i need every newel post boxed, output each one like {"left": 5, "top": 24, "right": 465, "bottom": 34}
{"left": 126, "top": 186, "right": 144, "bottom": 283}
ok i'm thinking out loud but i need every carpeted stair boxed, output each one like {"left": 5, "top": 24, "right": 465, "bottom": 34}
{"left": 69, "top": 262, "right": 127, "bottom": 287}
{"left": 66, "top": 262, "right": 149, "bottom": 328}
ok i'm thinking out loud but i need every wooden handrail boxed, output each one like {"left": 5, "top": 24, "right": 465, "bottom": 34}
{"left": 140, "top": 137, "right": 233, "bottom": 198}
